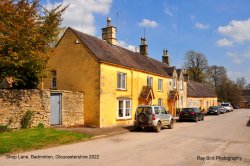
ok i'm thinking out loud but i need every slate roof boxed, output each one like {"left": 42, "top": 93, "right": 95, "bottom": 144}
{"left": 187, "top": 81, "right": 217, "bottom": 98}
{"left": 69, "top": 28, "right": 172, "bottom": 77}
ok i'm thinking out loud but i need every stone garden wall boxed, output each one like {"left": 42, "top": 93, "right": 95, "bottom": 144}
{"left": 0, "top": 89, "right": 84, "bottom": 129}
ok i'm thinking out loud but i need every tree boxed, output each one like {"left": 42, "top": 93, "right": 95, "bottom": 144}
{"left": 236, "top": 77, "right": 247, "bottom": 89}
{"left": 246, "top": 84, "right": 250, "bottom": 89}
{"left": 183, "top": 50, "right": 208, "bottom": 83}
{"left": 0, "top": 0, "right": 67, "bottom": 88}
{"left": 206, "top": 65, "right": 227, "bottom": 88}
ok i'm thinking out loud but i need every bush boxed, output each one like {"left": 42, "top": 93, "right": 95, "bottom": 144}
{"left": 0, "top": 125, "right": 10, "bottom": 132}
{"left": 0, "top": 118, "right": 13, "bottom": 132}
{"left": 37, "top": 123, "right": 45, "bottom": 128}
{"left": 21, "top": 110, "right": 34, "bottom": 128}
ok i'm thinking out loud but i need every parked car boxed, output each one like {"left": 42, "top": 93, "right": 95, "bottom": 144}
{"left": 179, "top": 107, "right": 204, "bottom": 122}
{"left": 220, "top": 102, "right": 233, "bottom": 112}
{"left": 218, "top": 106, "right": 227, "bottom": 114}
{"left": 134, "top": 105, "right": 174, "bottom": 132}
{"left": 207, "top": 106, "right": 226, "bottom": 115}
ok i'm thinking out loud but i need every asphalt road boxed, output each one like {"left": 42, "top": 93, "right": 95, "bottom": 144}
{"left": 1, "top": 109, "right": 250, "bottom": 166}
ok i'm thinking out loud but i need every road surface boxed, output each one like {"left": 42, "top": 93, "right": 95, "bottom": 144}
{"left": 1, "top": 109, "right": 250, "bottom": 166}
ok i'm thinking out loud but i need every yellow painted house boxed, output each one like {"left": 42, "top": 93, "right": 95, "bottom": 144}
{"left": 42, "top": 18, "right": 187, "bottom": 127}
{"left": 187, "top": 81, "right": 218, "bottom": 110}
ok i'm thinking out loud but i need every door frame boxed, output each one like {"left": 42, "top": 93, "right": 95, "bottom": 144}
{"left": 50, "top": 93, "right": 62, "bottom": 125}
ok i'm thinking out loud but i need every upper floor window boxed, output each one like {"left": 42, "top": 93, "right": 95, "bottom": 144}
{"left": 173, "top": 77, "right": 177, "bottom": 89}
{"left": 117, "top": 72, "right": 127, "bottom": 90}
{"left": 158, "top": 79, "right": 163, "bottom": 91}
{"left": 147, "top": 76, "right": 153, "bottom": 87}
{"left": 180, "top": 79, "right": 183, "bottom": 90}
{"left": 51, "top": 70, "right": 57, "bottom": 89}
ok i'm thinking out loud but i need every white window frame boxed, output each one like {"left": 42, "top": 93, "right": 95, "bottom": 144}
{"left": 180, "top": 79, "right": 183, "bottom": 90}
{"left": 117, "top": 99, "right": 131, "bottom": 119}
{"left": 174, "top": 77, "right": 177, "bottom": 89}
{"left": 193, "top": 100, "right": 197, "bottom": 107}
{"left": 117, "top": 72, "right": 127, "bottom": 90}
{"left": 158, "top": 79, "right": 163, "bottom": 92}
{"left": 158, "top": 98, "right": 163, "bottom": 106}
{"left": 147, "top": 76, "right": 153, "bottom": 87}
{"left": 188, "top": 99, "right": 192, "bottom": 107}
{"left": 51, "top": 70, "right": 57, "bottom": 88}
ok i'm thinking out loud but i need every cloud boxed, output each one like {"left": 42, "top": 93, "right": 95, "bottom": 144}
{"left": 164, "top": 7, "right": 173, "bottom": 16}
{"left": 217, "top": 38, "right": 233, "bottom": 47}
{"left": 138, "top": 19, "right": 158, "bottom": 28}
{"left": 217, "top": 18, "right": 250, "bottom": 43}
{"left": 194, "top": 22, "right": 209, "bottom": 29}
{"left": 117, "top": 40, "right": 138, "bottom": 52}
{"left": 227, "top": 50, "right": 250, "bottom": 64}
{"left": 44, "top": 0, "right": 113, "bottom": 35}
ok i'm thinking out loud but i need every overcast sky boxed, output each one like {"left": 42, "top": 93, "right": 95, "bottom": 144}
{"left": 43, "top": 0, "right": 250, "bottom": 84}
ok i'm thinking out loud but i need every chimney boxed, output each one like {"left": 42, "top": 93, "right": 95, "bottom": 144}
{"left": 102, "top": 17, "right": 116, "bottom": 45}
{"left": 162, "top": 49, "right": 170, "bottom": 66}
{"left": 140, "top": 37, "right": 148, "bottom": 56}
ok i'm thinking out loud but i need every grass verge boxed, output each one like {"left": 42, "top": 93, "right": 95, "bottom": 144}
{"left": 0, "top": 128, "right": 92, "bottom": 155}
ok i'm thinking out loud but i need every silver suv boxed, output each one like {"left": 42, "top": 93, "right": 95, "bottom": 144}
{"left": 134, "top": 105, "right": 174, "bottom": 132}
{"left": 220, "top": 102, "right": 233, "bottom": 112}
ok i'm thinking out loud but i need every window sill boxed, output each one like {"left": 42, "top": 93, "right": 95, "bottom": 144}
{"left": 116, "top": 89, "right": 127, "bottom": 91}
{"left": 158, "top": 90, "right": 163, "bottom": 92}
{"left": 116, "top": 118, "right": 132, "bottom": 121}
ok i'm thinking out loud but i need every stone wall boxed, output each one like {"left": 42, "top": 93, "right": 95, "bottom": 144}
{"left": 53, "top": 90, "right": 84, "bottom": 126}
{"left": 0, "top": 89, "right": 84, "bottom": 129}
{"left": 0, "top": 89, "right": 50, "bottom": 128}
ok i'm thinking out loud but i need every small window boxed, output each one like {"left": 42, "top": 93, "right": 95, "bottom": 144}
{"left": 51, "top": 70, "right": 57, "bottom": 88}
{"left": 188, "top": 99, "right": 192, "bottom": 107}
{"left": 147, "top": 76, "right": 153, "bottom": 87}
{"left": 180, "top": 79, "right": 183, "bottom": 90}
{"left": 158, "top": 79, "right": 163, "bottom": 91}
{"left": 117, "top": 72, "right": 127, "bottom": 90}
{"left": 169, "top": 81, "right": 172, "bottom": 86}
{"left": 158, "top": 98, "right": 163, "bottom": 106}
{"left": 118, "top": 99, "right": 131, "bottom": 119}
{"left": 174, "top": 77, "right": 177, "bottom": 89}
{"left": 193, "top": 100, "right": 197, "bottom": 107}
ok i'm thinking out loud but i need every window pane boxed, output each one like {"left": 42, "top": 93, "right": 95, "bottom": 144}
{"left": 126, "top": 100, "right": 130, "bottom": 108}
{"left": 118, "top": 109, "right": 123, "bottom": 117}
{"left": 125, "top": 109, "right": 130, "bottom": 116}
{"left": 122, "top": 74, "right": 126, "bottom": 89}
{"left": 119, "top": 100, "right": 123, "bottom": 108}
{"left": 117, "top": 73, "right": 121, "bottom": 88}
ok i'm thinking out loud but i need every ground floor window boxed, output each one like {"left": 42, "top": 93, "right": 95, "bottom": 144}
{"left": 158, "top": 98, "right": 163, "bottom": 106}
{"left": 118, "top": 99, "right": 131, "bottom": 119}
{"left": 188, "top": 99, "right": 192, "bottom": 107}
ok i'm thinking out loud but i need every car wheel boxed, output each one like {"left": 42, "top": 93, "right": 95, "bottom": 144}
{"left": 195, "top": 116, "right": 198, "bottom": 122}
{"left": 168, "top": 120, "right": 174, "bottom": 129}
{"left": 138, "top": 113, "right": 148, "bottom": 124}
{"left": 155, "top": 121, "right": 161, "bottom": 132}
{"left": 217, "top": 112, "right": 220, "bottom": 115}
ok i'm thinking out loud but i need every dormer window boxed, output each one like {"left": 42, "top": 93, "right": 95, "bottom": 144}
{"left": 173, "top": 77, "right": 177, "bottom": 89}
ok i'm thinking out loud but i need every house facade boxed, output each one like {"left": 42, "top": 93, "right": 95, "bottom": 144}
{"left": 41, "top": 18, "right": 187, "bottom": 127}
{"left": 187, "top": 81, "right": 218, "bottom": 110}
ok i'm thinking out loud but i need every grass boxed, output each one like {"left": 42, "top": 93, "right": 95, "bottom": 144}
{"left": 0, "top": 128, "right": 92, "bottom": 155}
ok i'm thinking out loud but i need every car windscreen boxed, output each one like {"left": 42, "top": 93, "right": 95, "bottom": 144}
{"left": 182, "top": 108, "right": 193, "bottom": 113}
{"left": 137, "top": 107, "right": 152, "bottom": 115}
{"left": 209, "top": 106, "right": 217, "bottom": 109}
{"left": 221, "top": 104, "right": 229, "bottom": 106}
